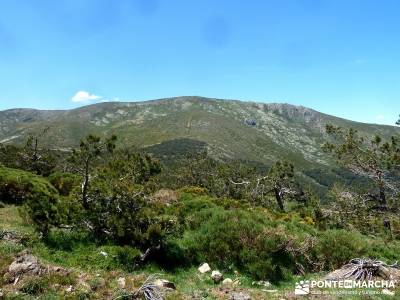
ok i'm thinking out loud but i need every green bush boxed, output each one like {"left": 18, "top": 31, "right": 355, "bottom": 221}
{"left": 0, "top": 166, "right": 58, "bottom": 205}
{"left": 48, "top": 172, "right": 81, "bottom": 196}
{"left": 0, "top": 166, "right": 60, "bottom": 236}
{"left": 20, "top": 277, "right": 50, "bottom": 295}
{"left": 168, "top": 207, "right": 314, "bottom": 282}
{"left": 113, "top": 245, "right": 142, "bottom": 271}
{"left": 314, "top": 229, "right": 368, "bottom": 270}
{"left": 80, "top": 179, "right": 175, "bottom": 249}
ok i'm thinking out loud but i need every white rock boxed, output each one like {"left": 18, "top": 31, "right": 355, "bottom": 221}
{"left": 154, "top": 279, "right": 176, "bottom": 290}
{"left": 198, "top": 263, "right": 211, "bottom": 273}
{"left": 99, "top": 251, "right": 108, "bottom": 257}
{"left": 382, "top": 289, "right": 395, "bottom": 296}
{"left": 117, "top": 277, "right": 126, "bottom": 289}
{"left": 8, "top": 253, "right": 43, "bottom": 279}
{"left": 65, "top": 285, "right": 73, "bottom": 292}
{"left": 222, "top": 278, "right": 233, "bottom": 285}
{"left": 252, "top": 280, "right": 271, "bottom": 287}
{"left": 230, "top": 292, "right": 251, "bottom": 300}
{"left": 211, "top": 270, "right": 223, "bottom": 283}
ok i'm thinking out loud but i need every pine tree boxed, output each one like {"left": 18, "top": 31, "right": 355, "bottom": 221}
{"left": 69, "top": 134, "right": 117, "bottom": 209}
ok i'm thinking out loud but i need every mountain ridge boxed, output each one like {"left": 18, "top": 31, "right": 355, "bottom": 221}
{"left": 1, "top": 96, "right": 396, "bottom": 128}
{"left": 0, "top": 96, "right": 398, "bottom": 160}
{"left": 1, "top": 96, "right": 398, "bottom": 196}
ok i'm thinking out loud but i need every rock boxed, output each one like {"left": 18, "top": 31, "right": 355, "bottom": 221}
{"left": 117, "top": 277, "right": 126, "bottom": 289}
{"left": 0, "top": 230, "right": 22, "bottom": 243}
{"left": 198, "top": 263, "right": 211, "bottom": 274}
{"left": 7, "top": 251, "right": 44, "bottom": 280}
{"left": 48, "top": 265, "right": 69, "bottom": 276}
{"left": 230, "top": 292, "right": 251, "bottom": 300}
{"left": 211, "top": 270, "right": 223, "bottom": 283}
{"left": 222, "top": 278, "right": 233, "bottom": 285}
{"left": 382, "top": 289, "right": 395, "bottom": 296}
{"left": 99, "top": 251, "right": 108, "bottom": 257}
{"left": 154, "top": 279, "right": 176, "bottom": 290}
{"left": 252, "top": 280, "right": 270, "bottom": 287}
{"left": 65, "top": 285, "right": 73, "bottom": 292}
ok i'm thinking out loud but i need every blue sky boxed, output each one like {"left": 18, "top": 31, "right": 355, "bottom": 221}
{"left": 0, "top": 0, "right": 399, "bottom": 125}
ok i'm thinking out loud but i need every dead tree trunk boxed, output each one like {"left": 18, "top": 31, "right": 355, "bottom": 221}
{"left": 274, "top": 187, "right": 285, "bottom": 211}
{"left": 81, "top": 158, "right": 90, "bottom": 209}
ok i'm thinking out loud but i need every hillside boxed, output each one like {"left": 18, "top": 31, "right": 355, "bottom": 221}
{"left": 0, "top": 96, "right": 398, "bottom": 195}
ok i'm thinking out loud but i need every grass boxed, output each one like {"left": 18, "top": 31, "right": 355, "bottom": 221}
{"left": 0, "top": 205, "right": 33, "bottom": 234}
{"left": 1, "top": 204, "right": 400, "bottom": 299}
{"left": 0, "top": 205, "right": 283, "bottom": 299}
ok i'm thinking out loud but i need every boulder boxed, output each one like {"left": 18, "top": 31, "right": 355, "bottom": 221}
{"left": 6, "top": 251, "right": 44, "bottom": 280}
{"left": 0, "top": 230, "right": 23, "bottom": 243}
{"left": 154, "top": 279, "right": 176, "bottom": 290}
{"left": 117, "top": 277, "right": 126, "bottom": 289}
{"left": 65, "top": 285, "right": 73, "bottom": 293}
{"left": 198, "top": 263, "right": 211, "bottom": 274}
{"left": 230, "top": 292, "right": 251, "bottom": 300}
{"left": 211, "top": 270, "right": 223, "bottom": 283}
{"left": 222, "top": 278, "right": 233, "bottom": 285}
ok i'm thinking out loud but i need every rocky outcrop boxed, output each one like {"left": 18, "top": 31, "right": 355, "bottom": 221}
{"left": 3, "top": 250, "right": 69, "bottom": 283}
{"left": 5, "top": 251, "right": 44, "bottom": 281}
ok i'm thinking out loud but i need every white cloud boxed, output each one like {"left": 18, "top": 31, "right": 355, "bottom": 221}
{"left": 375, "top": 114, "right": 385, "bottom": 120}
{"left": 71, "top": 91, "right": 101, "bottom": 103}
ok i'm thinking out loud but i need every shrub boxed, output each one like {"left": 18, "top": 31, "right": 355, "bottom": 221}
{"left": 112, "top": 245, "right": 141, "bottom": 271}
{"left": 314, "top": 229, "right": 368, "bottom": 270}
{"left": 0, "top": 166, "right": 60, "bottom": 236}
{"left": 0, "top": 166, "right": 58, "bottom": 205}
{"left": 20, "top": 277, "right": 50, "bottom": 295}
{"left": 178, "top": 186, "right": 208, "bottom": 195}
{"left": 48, "top": 172, "right": 81, "bottom": 196}
{"left": 81, "top": 179, "right": 175, "bottom": 249}
{"left": 171, "top": 207, "right": 314, "bottom": 282}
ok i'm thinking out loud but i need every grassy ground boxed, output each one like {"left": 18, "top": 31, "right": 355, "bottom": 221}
{"left": 0, "top": 205, "right": 398, "bottom": 299}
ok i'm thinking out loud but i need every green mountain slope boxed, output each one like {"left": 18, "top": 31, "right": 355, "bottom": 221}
{"left": 0, "top": 96, "right": 398, "bottom": 195}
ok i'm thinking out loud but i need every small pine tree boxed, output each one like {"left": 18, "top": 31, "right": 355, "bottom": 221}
{"left": 323, "top": 125, "right": 399, "bottom": 207}
{"left": 266, "top": 160, "right": 297, "bottom": 211}
{"left": 69, "top": 134, "right": 117, "bottom": 209}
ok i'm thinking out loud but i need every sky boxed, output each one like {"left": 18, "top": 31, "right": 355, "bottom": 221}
{"left": 0, "top": 0, "right": 399, "bottom": 125}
